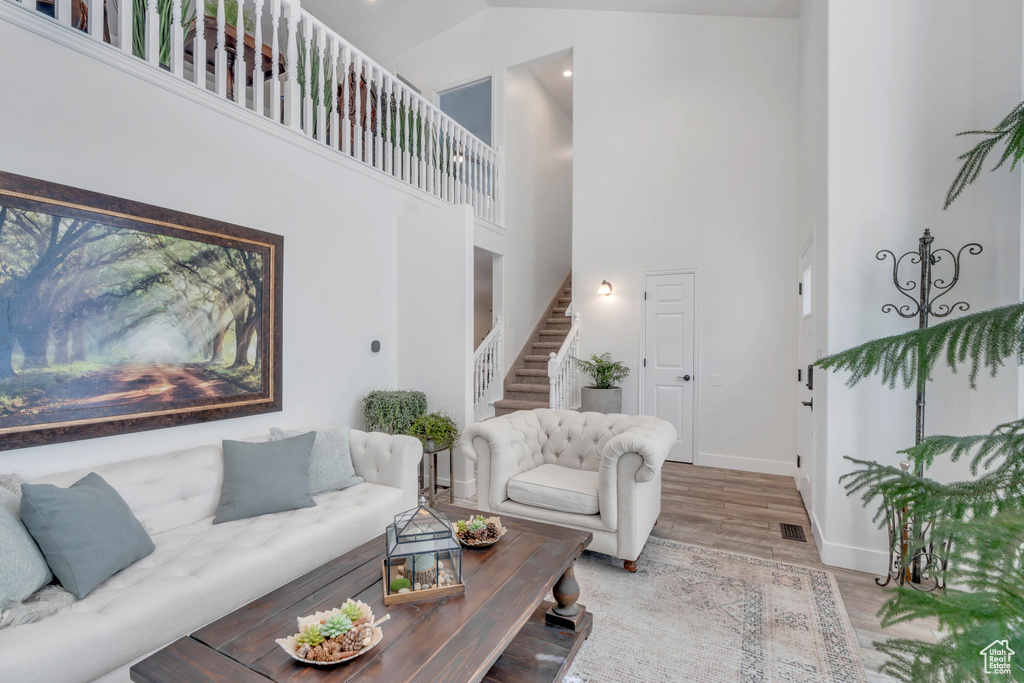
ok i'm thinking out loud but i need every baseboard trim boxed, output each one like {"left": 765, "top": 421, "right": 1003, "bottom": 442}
{"left": 812, "top": 512, "right": 889, "bottom": 574}
{"left": 453, "top": 478, "right": 476, "bottom": 500}
{"left": 696, "top": 452, "right": 795, "bottom": 478}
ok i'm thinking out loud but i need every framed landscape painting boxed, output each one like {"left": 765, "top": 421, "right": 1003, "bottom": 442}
{"left": 0, "top": 171, "right": 283, "bottom": 450}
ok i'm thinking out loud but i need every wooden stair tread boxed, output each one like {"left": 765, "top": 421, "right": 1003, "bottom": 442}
{"left": 506, "top": 383, "right": 549, "bottom": 394}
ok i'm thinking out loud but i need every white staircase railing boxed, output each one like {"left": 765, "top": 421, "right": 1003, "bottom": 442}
{"left": 547, "top": 313, "right": 580, "bottom": 410}
{"left": 473, "top": 319, "right": 502, "bottom": 418}
{"left": 5, "top": 0, "right": 502, "bottom": 224}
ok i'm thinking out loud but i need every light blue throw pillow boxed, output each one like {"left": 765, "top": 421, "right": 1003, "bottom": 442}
{"left": 270, "top": 427, "right": 363, "bottom": 495}
{"left": 214, "top": 432, "right": 317, "bottom": 524}
{"left": 0, "top": 488, "right": 52, "bottom": 609}
{"left": 20, "top": 473, "right": 155, "bottom": 600}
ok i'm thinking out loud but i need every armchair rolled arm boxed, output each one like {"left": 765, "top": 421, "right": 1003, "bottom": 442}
{"left": 601, "top": 421, "right": 678, "bottom": 482}
{"left": 598, "top": 419, "right": 677, "bottom": 531}
{"left": 462, "top": 418, "right": 542, "bottom": 510}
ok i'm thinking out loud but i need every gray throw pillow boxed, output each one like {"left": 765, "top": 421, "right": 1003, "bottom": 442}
{"left": 270, "top": 427, "right": 363, "bottom": 495}
{"left": 20, "top": 473, "right": 155, "bottom": 600}
{"left": 0, "top": 487, "right": 53, "bottom": 609}
{"left": 214, "top": 432, "right": 317, "bottom": 524}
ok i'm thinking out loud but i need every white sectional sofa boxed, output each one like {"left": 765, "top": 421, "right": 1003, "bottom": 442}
{"left": 0, "top": 428, "right": 421, "bottom": 683}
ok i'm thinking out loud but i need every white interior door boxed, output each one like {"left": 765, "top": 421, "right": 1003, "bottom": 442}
{"left": 642, "top": 272, "right": 695, "bottom": 463}
{"left": 796, "top": 240, "right": 815, "bottom": 509}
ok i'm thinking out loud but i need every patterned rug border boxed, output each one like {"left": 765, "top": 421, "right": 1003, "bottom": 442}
{"left": 637, "top": 535, "right": 868, "bottom": 677}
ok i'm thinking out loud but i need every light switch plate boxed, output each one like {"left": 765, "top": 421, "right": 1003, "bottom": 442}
{"left": 711, "top": 375, "right": 724, "bottom": 386}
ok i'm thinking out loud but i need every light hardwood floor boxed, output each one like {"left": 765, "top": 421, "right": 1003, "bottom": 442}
{"left": 653, "top": 462, "right": 939, "bottom": 682}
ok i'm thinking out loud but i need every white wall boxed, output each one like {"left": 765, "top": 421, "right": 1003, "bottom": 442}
{"left": 393, "top": 9, "right": 801, "bottom": 474}
{"left": 0, "top": 12, "right": 440, "bottom": 478}
{"left": 397, "top": 205, "right": 475, "bottom": 497}
{"left": 816, "top": 0, "right": 1023, "bottom": 572}
{"left": 501, "top": 65, "right": 573, "bottom": 364}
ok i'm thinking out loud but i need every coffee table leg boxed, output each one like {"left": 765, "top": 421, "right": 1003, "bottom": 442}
{"left": 546, "top": 563, "right": 587, "bottom": 631}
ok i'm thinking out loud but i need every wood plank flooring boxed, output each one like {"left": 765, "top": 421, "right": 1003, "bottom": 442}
{"left": 655, "top": 462, "right": 939, "bottom": 682}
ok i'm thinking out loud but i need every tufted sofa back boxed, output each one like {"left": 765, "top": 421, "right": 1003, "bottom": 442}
{"left": 494, "top": 410, "right": 669, "bottom": 472}
{"left": 26, "top": 436, "right": 270, "bottom": 536}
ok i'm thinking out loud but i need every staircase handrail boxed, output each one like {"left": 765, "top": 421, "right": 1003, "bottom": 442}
{"left": 472, "top": 318, "right": 503, "bottom": 407}
{"left": 547, "top": 313, "right": 580, "bottom": 409}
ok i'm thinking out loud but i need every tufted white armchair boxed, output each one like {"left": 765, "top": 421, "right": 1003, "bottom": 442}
{"left": 462, "top": 409, "right": 677, "bottom": 571}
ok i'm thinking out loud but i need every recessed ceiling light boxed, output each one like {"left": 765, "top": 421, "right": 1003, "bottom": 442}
{"left": 563, "top": 70, "right": 572, "bottom": 78}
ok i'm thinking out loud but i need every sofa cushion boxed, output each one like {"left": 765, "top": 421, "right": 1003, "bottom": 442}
{"left": 0, "top": 487, "right": 52, "bottom": 609}
{"left": 214, "top": 433, "right": 316, "bottom": 524}
{"left": 0, "top": 481, "right": 407, "bottom": 683}
{"left": 271, "top": 426, "right": 363, "bottom": 494}
{"left": 507, "top": 464, "right": 600, "bottom": 515}
{"left": 20, "top": 473, "right": 155, "bottom": 600}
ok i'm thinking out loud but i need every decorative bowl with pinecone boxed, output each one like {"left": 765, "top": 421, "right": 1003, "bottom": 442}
{"left": 275, "top": 599, "right": 391, "bottom": 666}
{"left": 453, "top": 515, "right": 507, "bottom": 547}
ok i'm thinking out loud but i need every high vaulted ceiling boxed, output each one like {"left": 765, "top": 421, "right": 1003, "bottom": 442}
{"left": 302, "top": 0, "right": 800, "bottom": 69}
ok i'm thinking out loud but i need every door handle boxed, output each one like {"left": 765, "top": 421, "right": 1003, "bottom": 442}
{"left": 676, "top": 375, "right": 692, "bottom": 382}
{"left": 801, "top": 399, "right": 813, "bottom": 410}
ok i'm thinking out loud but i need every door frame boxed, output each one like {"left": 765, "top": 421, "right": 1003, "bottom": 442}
{"left": 637, "top": 268, "right": 700, "bottom": 466}
{"left": 796, "top": 233, "right": 815, "bottom": 504}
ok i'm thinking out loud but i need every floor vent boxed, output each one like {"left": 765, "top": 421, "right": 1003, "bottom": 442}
{"left": 780, "top": 523, "right": 806, "bottom": 542}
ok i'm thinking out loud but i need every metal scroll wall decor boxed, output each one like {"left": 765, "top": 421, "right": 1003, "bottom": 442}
{"left": 875, "top": 229, "right": 982, "bottom": 591}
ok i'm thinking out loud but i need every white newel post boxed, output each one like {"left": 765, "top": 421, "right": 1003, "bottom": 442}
{"left": 329, "top": 37, "right": 340, "bottom": 150}
{"left": 353, "top": 54, "right": 363, "bottom": 160}
{"left": 145, "top": 0, "right": 158, "bottom": 64}
{"left": 87, "top": 0, "right": 104, "bottom": 40}
{"left": 340, "top": 44, "right": 350, "bottom": 154}
{"left": 252, "top": 0, "right": 264, "bottom": 114}
{"left": 270, "top": 0, "right": 281, "bottom": 119}
{"left": 215, "top": 0, "right": 227, "bottom": 97}
{"left": 315, "top": 26, "right": 327, "bottom": 143}
{"left": 56, "top": 0, "right": 71, "bottom": 27}
{"left": 119, "top": 0, "right": 133, "bottom": 54}
{"left": 548, "top": 352, "right": 559, "bottom": 409}
{"left": 284, "top": 0, "right": 300, "bottom": 130}
{"left": 301, "top": 17, "right": 313, "bottom": 136}
{"left": 170, "top": 0, "right": 183, "bottom": 77}
{"left": 234, "top": 0, "right": 247, "bottom": 107}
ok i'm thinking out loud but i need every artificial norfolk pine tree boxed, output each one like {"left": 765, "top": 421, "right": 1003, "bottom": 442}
{"left": 818, "top": 101, "right": 1024, "bottom": 682}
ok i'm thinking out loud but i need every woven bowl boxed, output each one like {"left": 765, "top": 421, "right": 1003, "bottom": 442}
{"left": 453, "top": 516, "right": 507, "bottom": 548}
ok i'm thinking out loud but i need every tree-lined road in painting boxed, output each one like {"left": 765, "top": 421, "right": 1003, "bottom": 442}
{"left": 0, "top": 203, "right": 265, "bottom": 425}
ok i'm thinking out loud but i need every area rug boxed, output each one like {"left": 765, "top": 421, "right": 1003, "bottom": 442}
{"left": 562, "top": 537, "right": 867, "bottom": 683}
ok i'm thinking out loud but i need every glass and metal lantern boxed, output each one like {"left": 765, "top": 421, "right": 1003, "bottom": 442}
{"left": 383, "top": 497, "right": 464, "bottom": 605}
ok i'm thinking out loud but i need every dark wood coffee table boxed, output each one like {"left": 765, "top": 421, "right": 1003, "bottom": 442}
{"left": 131, "top": 504, "right": 593, "bottom": 683}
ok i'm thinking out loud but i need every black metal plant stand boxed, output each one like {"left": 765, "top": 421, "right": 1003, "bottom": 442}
{"left": 875, "top": 229, "right": 981, "bottom": 591}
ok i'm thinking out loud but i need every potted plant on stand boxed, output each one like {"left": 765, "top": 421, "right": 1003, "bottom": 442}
{"left": 573, "top": 353, "right": 630, "bottom": 414}
{"left": 407, "top": 412, "right": 461, "bottom": 506}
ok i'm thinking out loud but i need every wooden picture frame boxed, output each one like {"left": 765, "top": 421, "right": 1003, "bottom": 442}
{"left": 0, "top": 171, "right": 283, "bottom": 451}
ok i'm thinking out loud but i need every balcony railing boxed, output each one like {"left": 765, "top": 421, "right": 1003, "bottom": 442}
{"left": 6, "top": 0, "right": 502, "bottom": 223}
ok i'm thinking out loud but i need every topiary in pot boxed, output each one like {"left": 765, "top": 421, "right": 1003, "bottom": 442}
{"left": 572, "top": 353, "right": 630, "bottom": 414}
{"left": 407, "top": 411, "right": 461, "bottom": 453}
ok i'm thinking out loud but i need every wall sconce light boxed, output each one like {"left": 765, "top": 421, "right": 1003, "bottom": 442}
{"left": 597, "top": 280, "right": 613, "bottom": 296}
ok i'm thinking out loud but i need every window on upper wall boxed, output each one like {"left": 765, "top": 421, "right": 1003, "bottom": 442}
{"left": 438, "top": 78, "right": 492, "bottom": 146}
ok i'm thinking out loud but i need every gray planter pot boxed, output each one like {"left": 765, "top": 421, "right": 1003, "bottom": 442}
{"left": 581, "top": 387, "right": 622, "bottom": 414}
